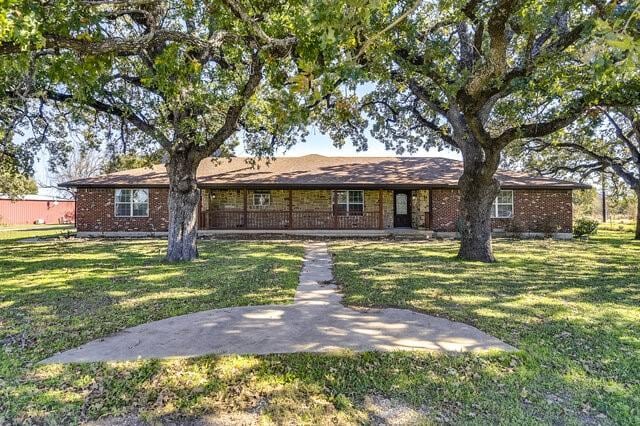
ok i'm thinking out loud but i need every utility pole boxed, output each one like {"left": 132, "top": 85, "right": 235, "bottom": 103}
{"left": 601, "top": 173, "right": 607, "bottom": 223}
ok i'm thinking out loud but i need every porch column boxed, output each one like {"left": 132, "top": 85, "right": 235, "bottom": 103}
{"left": 243, "top": 189, "right": 248, "bottom": 228}
{"left": 378, "top": 189, "right": 384, "bottom": 229}
{"left": 203, "top": 190, "right": 210, "bottom": 230}
{"left": 197, "top": 193, "right": 202, "bottom": 229}
{"left": 288, "top": 189, "right": 293, "bottom": 229}
{"left": 332, "top": 190, "right": 338, "bottom": 229}
{"left": 427, "top": 189, "right": 433, "bottom": 230}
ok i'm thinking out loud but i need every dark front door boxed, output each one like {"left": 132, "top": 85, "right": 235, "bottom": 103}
{"left": 394, "top": 190, "right": 412, "bottom": 227}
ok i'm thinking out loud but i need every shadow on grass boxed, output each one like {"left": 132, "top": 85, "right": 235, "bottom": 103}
{"left": 328, "top": 233, "right": 640, "bottom": 424}
{"left": 0, "top": 238, "right": 305, "bottom": 423}
{"left": 2, "top": 233, "right": 639, "bottom": 424}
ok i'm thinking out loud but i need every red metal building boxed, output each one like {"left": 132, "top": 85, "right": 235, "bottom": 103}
{"left": 0, "top": 195, "right": 75, "bottom": 225}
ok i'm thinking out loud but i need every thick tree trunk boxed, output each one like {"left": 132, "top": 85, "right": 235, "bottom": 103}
{"left": 456, "top": 146, "right": 501, "bottom": 262}
{"left": 166, "top": 149, "right": 202, "bottom": 262}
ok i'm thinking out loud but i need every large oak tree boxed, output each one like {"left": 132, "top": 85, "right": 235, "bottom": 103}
{"left": 323, "top": 0, "right": 639, "bottom": 261}
{"left": 0, "top": 0, "right": 381, "bottom": 260}
{"left": 514, "top": 107, "right": 640, "bottom": 239}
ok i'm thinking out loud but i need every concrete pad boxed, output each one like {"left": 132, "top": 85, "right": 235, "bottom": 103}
{"left": 42, "top": 242, "right": 514, "bottom": 364}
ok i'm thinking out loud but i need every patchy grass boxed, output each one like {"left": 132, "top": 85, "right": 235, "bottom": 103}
{"left": 2, "top": 227, "right": 639, "bottom": 424}
{"left": 332, "top": 231, "right": 640, "bottom": 424}
{"left": 0, "top": 230, "right": 303, "bottom": 424}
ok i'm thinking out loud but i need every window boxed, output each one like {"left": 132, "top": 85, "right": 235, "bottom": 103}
{"left": 334, "top": 190, "right": 364, "bottom": 216}
{"left": 491, "top": 190, "right": 513, "bottom": 218}
{"left": 253, "top": 191, "right": 271, "bottom": 207}
{"left": 115, "top": 189, "right": 149, "bottom": 217}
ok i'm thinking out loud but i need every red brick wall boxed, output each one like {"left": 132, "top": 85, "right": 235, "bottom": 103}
{"left": 430, "top": 188, "right": 573, "bottom": 233}
{"left": 76, "top": 187, "right": 169, "bottom": 232}
{"left": 76, "top": 187, "right": 573, "bottom": 234}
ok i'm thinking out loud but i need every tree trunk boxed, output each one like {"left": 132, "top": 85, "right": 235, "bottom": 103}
{"left": 166, "top": 149, "right": 202, "bottom": 262}
{"left": 456, "top": 146, "right": 501, "bottom": 262}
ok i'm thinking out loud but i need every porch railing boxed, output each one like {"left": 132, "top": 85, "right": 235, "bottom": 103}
{"left": 200, "top": 209, "right": 381, "bottom": 230}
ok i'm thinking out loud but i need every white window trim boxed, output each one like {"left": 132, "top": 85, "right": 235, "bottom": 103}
{"left": 334, "top": 190, "right": 364, "bottom": 216}
{"left": 252, "top": 191, "right": 271, "bottom": 208}
{"left": 114, "top": 188, "right": 149, "bottom": 218}
{"left": 491, "top": 190, "right": 514, "bottom": 219}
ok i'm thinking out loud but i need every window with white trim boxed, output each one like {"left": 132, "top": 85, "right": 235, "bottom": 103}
{"left": 115, "top": 189, "right": 149, "bottom": 217}
{"left": 491, "top": 190, "right": 513, "bottom": 218}
{"left": 253, "top": 191, "right": 271, "bottom": 207}
{"left": 334, "top": 190, "right": 364, "bottom": 216}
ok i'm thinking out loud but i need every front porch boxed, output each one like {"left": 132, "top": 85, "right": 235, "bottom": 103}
{"left": 198, "top": 188, "right": 432, "bottom": 231}
{"left": 198, "top": 228, "right": 434, "bottom": 238}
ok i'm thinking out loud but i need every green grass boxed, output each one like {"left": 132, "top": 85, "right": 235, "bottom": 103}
{"left": 2, "top": 227, "right": 639, "bottom": 424}
{"left": 331, "top": 231, "right": 640, "bottom": 424}
{"left": 0, "top": 224, "right": 75, "bottom": 240}
{"left": 598, "top": 219, "right": 637, "bottom": 233}
{"left": 0, "top": 229, "right": 304, "bottom": 424}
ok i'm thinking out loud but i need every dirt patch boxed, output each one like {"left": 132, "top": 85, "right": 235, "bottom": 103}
{"left": 85, "top": 412, "right": 260, "bottom": 426}
{"left": 364, "top": 395, "right": 429, "bottom": 425}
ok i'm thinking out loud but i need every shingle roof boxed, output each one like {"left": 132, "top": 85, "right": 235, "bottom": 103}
{"left": 60, "top": 154, "right": 589, "bottom": 189}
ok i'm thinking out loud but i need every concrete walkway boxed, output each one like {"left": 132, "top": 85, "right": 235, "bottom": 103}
{"left": 43, "top": 242, "right": 514, "bottom": 363}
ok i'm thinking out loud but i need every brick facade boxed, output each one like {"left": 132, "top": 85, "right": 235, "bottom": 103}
{"left": 76, "top": 186, "right": 572, "bottom": 234}
{"left": 75, "top": 187, "right": 169, "bottom": 232}
{"left": 204, "top": 189, "right": 395, "bottom": 229}
{"left": 430, "top": 188, "right": 573, "bottom": 233}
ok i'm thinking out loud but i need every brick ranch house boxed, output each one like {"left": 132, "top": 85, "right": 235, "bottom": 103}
{"left": 61, "top": 155, "right": 588, "bottom": 238}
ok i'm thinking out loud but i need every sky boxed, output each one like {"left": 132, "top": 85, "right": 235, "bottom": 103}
{"left": 238, "top": 128, "right": 461, "bottom": 158}
{"left": 33, "top": 126, "right": 462, "bottom": 196}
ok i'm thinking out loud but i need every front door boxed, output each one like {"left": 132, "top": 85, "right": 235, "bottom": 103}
{"left": 394, "top": 190, "right": 412, "bottom": 227}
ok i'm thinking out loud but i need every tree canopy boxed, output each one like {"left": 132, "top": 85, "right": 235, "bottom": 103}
{"left": 320, "top": 0, "right": 640, "bottom": 261}
{"left": 0, "top": 0, "right": 391, "bottom": 259}
{"left": 512, "top": 106, "right": 640, "bottom": 238}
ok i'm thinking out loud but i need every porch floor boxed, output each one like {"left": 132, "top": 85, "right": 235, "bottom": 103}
{"left": 198, "top": 228, "right": 433, "bottom": 238}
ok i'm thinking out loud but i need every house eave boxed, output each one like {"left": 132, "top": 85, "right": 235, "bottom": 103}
{"left": 62, "top": 182, "right": 590, "bottom": 190}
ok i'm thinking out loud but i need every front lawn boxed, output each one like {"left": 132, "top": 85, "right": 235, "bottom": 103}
{"left": 2, "top": 228, "right": 639, "bottom": 424}
{"left": 0, "top": 231, "right": 303, "bottom": 423}
{"left": 332, "top": 231, "right": 640, "bottom": 424}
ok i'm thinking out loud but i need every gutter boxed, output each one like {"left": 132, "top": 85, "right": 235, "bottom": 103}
{"left": 61, "top": 182, "right": 591, "bottom": 190}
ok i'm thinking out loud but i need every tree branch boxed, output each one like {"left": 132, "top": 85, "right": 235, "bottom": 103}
{"left": 493, "top": 108, "right": 583, "bottom": 147}
{"left": 220, "top": 0, "right": 296, "bottom": 55}
{"left": 601, "top": 108, "right": 640, "bottom": 164}
{"left": 354, "top": 0, "right": 421, "bottom": 61}
{"left": 201, "top": 50, "right": 263, "bottom": 155}
{"left": 37, "top": 90, "right": 171, "bottom": 147}
{"left": 0, "top": 26, "right": 237, "bottom": 56}
{"left": 408, "top": 80, "right": 448, "bottom": 117}
{"left": 532, "top": 138, "right": 639, "bottom": 188}
{"left": 410, "top": 107, "right": 458, "bottom": 149}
